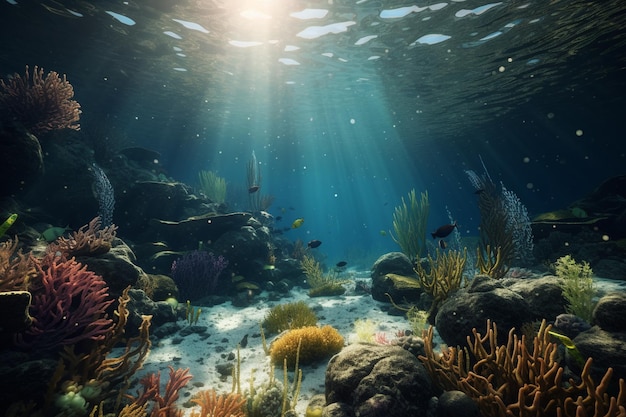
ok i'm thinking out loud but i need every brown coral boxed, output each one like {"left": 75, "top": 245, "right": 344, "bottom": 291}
{"left": 0, "top": 237, "right": 37, "bottom": 291}
{"left": 47, "top": 217, "right": 117, "bottom": 258}
{"left": 419, "top": 320, "right": 626, "bottom": 417}
{"left": 190, "top": 389, "right": 246, "bottom": 417}
{"left": 0, "top": 65, "right": 81, "bottom": 135}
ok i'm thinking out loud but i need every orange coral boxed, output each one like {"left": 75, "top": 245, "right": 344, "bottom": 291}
{"left": 190, "top": 389, "right": 246, "bottom": 417}
{"left": 0, "top": 237, "right": 36, "bottom": 291}
{"left": 0, "top": 65, "right": 81, "bottom": 135}
{"left": 270, "top": 325, "right": 344, "bottom": 367}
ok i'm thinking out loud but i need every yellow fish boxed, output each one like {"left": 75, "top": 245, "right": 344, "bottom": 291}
{"left": 292, "top": 218, "right": 304, "bottom": 229}
{"left": 0, "top": 213, "right": 18, "bottom": 237}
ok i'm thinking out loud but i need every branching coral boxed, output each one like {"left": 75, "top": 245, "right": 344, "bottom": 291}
{"left": 15, "top": 257, "right": 114, "bottom": 351}
{"left": 0, "top": 65, "right": 81, "bottom": 135}
{"left": 47, "top": 217, "right": 118, "bottom": 258}
{"left": 419, "top": 320, "right": 626, "bottom": 417}
{"left": 414, "top": 248, "right": 467, "bottom": 318}
{"left": 131, "top": 366, "right": 193, "bottom": 417}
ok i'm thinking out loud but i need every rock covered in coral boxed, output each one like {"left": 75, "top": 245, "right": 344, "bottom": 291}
{"left": 435, "top": 275, "right": 533, "bottom": 347}
{"left": 324, "top": 343, "right": 433, "bottom": 417}
{"left": 126, "top": 288, "right": 177, "bottom": 337}
{"left": 505, "top": 275, "right": 567, "bottom": 321}
{"left": 370, "top": 252, "right": 421, "bottom": 303}
{"left": 593, "top": 292, "right": 626, "bottom": 332}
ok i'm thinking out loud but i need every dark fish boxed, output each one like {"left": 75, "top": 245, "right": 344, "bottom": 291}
{"left": 336, "top": 261, "right": 347, "bottom": 267}
{"left": 276, "top": 216, "right": 282, "bottom": 221}
{"left": 239, "top": 334, "right": 248, "bottom": 348}
{"left": 438, "top": 239, "right": 447, "bottom": 250}
{"left": 307, "top": 239, "right": 322, "bottom": 248}
{"left": 431, "top": 222, "right": 457, "bottom": 239}
{"left": 248, "top": 185, "right": 260, "bottom": 193}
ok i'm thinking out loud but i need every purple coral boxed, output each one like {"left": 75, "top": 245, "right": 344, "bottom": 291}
{"left": 171, "top": 251, "right": 229, "bottom": 301}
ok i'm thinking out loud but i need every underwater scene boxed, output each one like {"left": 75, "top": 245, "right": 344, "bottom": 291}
{"left": 1, "top": 0, "right": 626, "bottom": 416}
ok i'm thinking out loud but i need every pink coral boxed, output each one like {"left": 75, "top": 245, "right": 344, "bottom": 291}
{"left": 15, "top": 257, "right": 114, "bottom": 351}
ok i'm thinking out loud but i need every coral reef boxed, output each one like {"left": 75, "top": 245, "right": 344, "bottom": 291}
{"left": 171, "top": 250, "right": 229, "bottom": 300}
{"left": 0, "top": 65, "right": 81, "bottom": 135}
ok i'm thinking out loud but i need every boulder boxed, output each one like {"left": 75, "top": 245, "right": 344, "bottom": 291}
{"left": 324, "top": 343, "right": 434, "bottom": 417}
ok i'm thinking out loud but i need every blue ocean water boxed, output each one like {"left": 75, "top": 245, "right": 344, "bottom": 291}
{"left": 1, "top": 0, "right": 624, "bottom": 266}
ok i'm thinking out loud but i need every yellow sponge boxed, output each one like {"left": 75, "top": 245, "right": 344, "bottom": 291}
{"left": 270, "top": 325, "right": 344, "bottom": 367}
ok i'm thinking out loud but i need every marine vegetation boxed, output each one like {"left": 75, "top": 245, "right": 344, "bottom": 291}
{"left": 269, "top": 325, "right": 344, "bottom": 367}
{"left": 419, "top": 319, "right": 626, "bottom": 417}
{"left": 262, "top": 300, "right": 318, "bottom": 335}
{"left": 0, "top": 65, "right": 81, "bottom": 135}
{"left": 300, "top": 255, "right": 347, "bottom": 297}
{"left": 414, "top": 248, "right": 468, "bottom": 320}
{"left": 554, "top": 254, "right": 596, "bottom": 322}
{"left": 390, "top": 189, "right": 430, "bottom": 260}
{"left": 191, "top": 389, "right": 246, "bottom": 417}
{"left": 466, "top": 160, "right": 534, "bottom": 277}
{"left": 171, "top": 250, "right": 229, "bottom": 301}
{"left": 197, "top": 169, "right": 227, "bottom": 204}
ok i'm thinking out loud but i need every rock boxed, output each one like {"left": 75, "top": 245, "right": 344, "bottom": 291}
{"left": 437, "top": 390, "right": 479, "bottom": 417}
{"left": 127, "top": 289, "right": 177, "bottom": 337}
{"left": 79, "top": 238, "right": 148, "bottom": 298}
{"left": 324, "top": 343, "right": 433, "bottom": 417}
{"left": 593, "top": 292, "right": 626, "bottom": 332}
{"left": 573, "top": 326, "right": 626, "bottom": 388}
{"left": 506, "top": 276, "right": 567, "bottom": 321}
{"left": 552, "top": 314, "right": 592, "bottom": 339}
{"left": 435, "top": 275, "right": 533, "bottom": 347}
{"left": 370, "top": 252, "right": 421, "bottom": 303}
{"left": 0, "top": 354, "right": 58, "bottom": 407}
{"left": 0, "top": 290, "right": 32, "bottom": 333}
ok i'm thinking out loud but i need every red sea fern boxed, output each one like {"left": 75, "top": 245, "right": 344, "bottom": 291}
{"left": 14, "top": 257, "right": 114, "bottom": 351}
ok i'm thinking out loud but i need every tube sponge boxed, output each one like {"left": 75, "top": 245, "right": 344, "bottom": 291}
{"left": 270, "top": 325, "right": 344, "bottom": 367}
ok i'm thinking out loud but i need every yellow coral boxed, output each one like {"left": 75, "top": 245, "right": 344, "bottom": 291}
{"left": 270, "top": 325, "right": 344, "bottom": 367}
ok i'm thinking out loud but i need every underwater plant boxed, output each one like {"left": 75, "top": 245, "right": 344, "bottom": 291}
{"left": 263, "top": 300, "right": 318, "bottom": 335}
{"left": 171, "top": 250, "right": 229, "bottom": 301}
{"left": 198, "top": 169, "right": 227, "bottom": 204}
{"left": 269, "top": 325, "right": 344, "bottom": 367}
{"left": 554, "top": 254, "right": 596, "bottom": 322}
{"left": 300, "top": 255, "right": 347, "bottom": 297}
{"left": 390, "top": 189, "right": 430, "bottom": 260}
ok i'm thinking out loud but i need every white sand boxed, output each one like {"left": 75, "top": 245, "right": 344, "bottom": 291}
{"left": 134, "top": 274, "right": 411, "bottom": 415}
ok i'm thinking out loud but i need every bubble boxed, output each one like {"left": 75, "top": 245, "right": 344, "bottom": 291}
{"left": 350, "top": 118, "right": 356, "bottom": 125}
{"left": 523, "top": 156, "right": 530, "bottom": 163}
{"left": 602, "top": 234, "right": 610, "bottom": 241}
{"left": 498, "top": 66, "right": 505, "bottom": 72}
{"left": 526, "top": 183, "right": 534, "bottom": 189}
{"left": 575, "top": 129, "right": 583, "bottom": 137}
{"left": 547, "top": 112, "right": 555, "bottom": 119}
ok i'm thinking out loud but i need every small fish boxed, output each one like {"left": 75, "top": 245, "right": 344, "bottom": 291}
{"left": 248, "top": 185, "right": 260, "bottom": 193}
{"left": 307, "top": 239, "right": 322, "bottom": 248}
{"left": 379, "top": 230, "right": 387, "bottom": 236}
{"left": 431, "top": 222, "right": 457, "bottom": 239}
{"left": 41, "top": 225, "right": 71, "bottom": 242}
{"left": 292, "top": 218, "right": 304, "bottom": 229}
{"left": 438, "top": 239, "right": 447, "bottom": 250}
{"left": 336, "top": 261, "right": 347, "bottom": 267}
